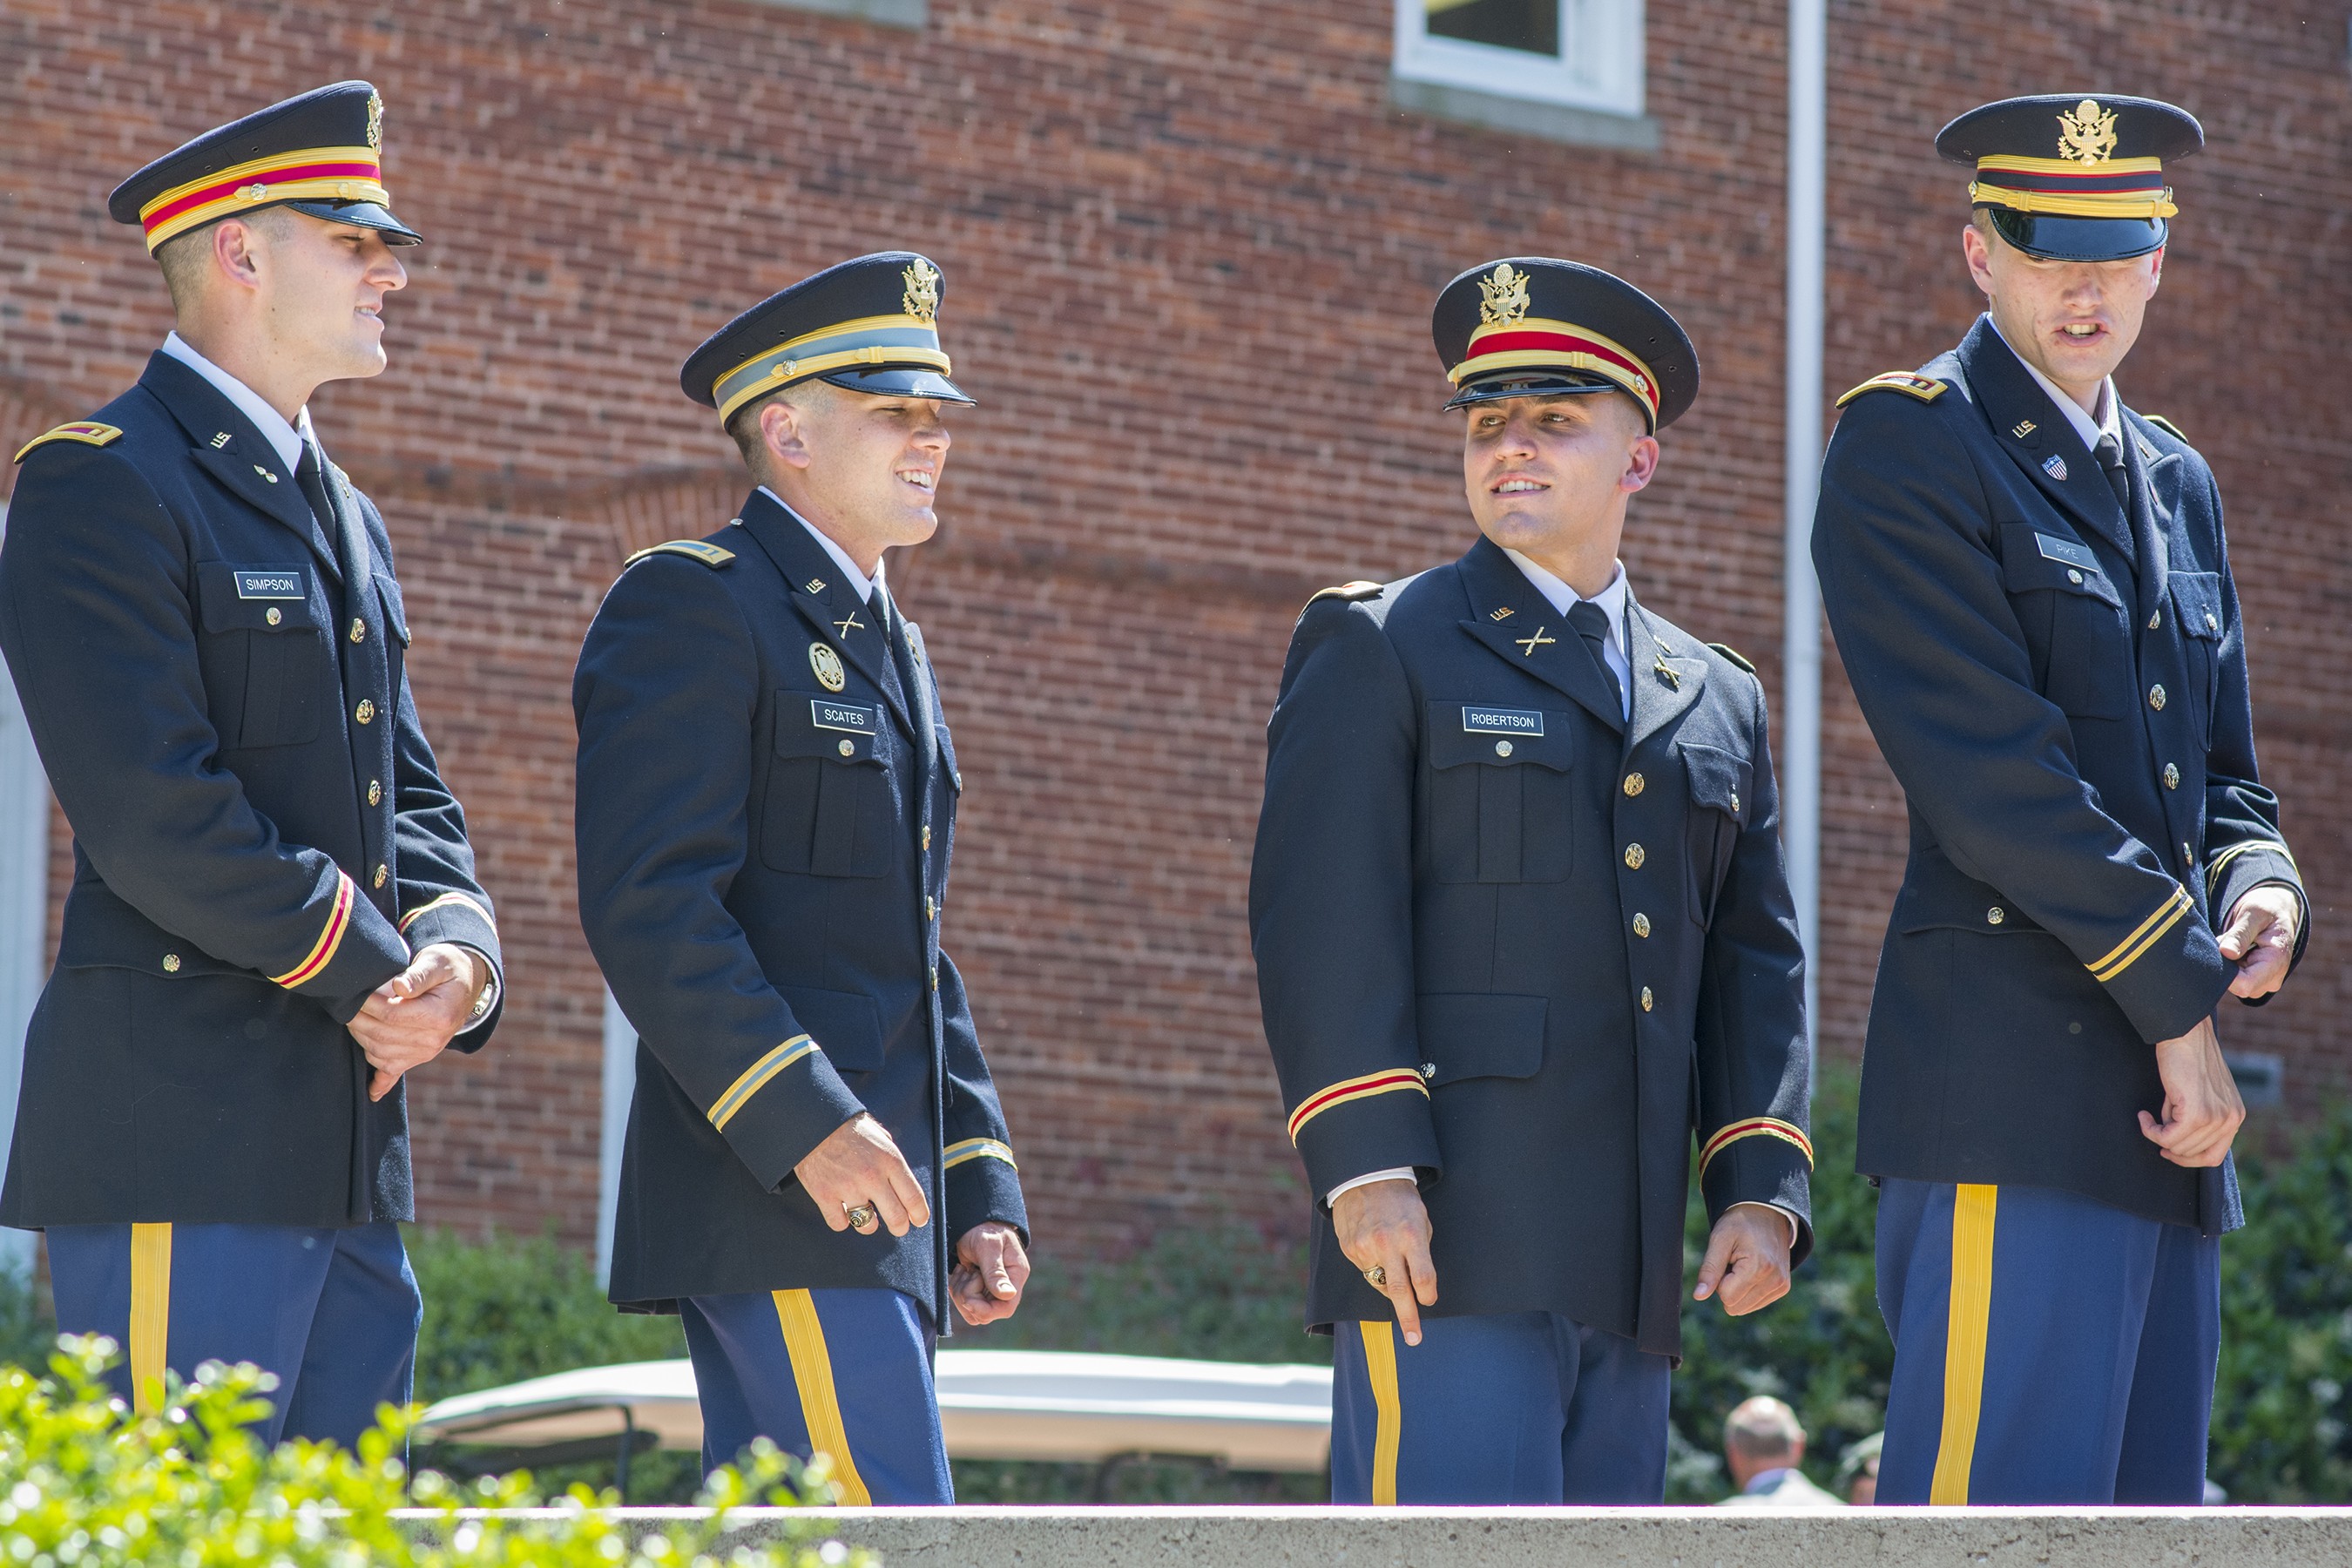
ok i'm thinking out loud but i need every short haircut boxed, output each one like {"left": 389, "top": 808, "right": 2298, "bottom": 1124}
{"left": 1724, "top": 1396, "right": 1804, "bottom": 1462}
{"left": 154, "top": 207, "right": 296, "bottom": 314}
{"left": 725, "top": 382, "right": 810, "bottom": 474}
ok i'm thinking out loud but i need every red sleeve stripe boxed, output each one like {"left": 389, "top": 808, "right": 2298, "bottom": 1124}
{"left": 271, "top": 873, "right": 355, "bottom": 988}
{"left": 1698, "top": 1117, "right": 1815, "bottom": 1177}
{"left": 1287, "top": 1069, "right": 1429, "bottom": 1145}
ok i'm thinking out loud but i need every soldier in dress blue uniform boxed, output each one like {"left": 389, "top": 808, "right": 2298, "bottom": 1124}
{"left": 0, "top": 83, "right": 504, "bottom": 1444}
{"left": 1813, "top": 95, "right": 2308, "bottom": 1504}
{"left": 1252, "top": 259, "right": 1814, "bottom": 1504}
{"left": 574, "top": 254, "right": 1028, "bottom": 1504}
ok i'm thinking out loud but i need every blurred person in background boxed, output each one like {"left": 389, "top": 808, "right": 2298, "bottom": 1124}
{"left": 1717, "top": 1396, "right": 1844, "bottom": 1508}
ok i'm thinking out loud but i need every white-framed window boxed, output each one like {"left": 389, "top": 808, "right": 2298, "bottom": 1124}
{"left": 1394, "top": 0, "right": 1646, "bottom": 119}
{"left": 0, "top": 501, "right": 49, "bottom": 1279}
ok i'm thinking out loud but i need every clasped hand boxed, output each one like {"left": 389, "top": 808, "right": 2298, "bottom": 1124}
{"left": 347, "top": 943, "right": 485, "bottom": 1102}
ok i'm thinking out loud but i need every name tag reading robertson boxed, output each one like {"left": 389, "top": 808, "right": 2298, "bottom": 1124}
{"left": 1462, "top": 706, "right": 1544, "bottom": 736}
{"left": 2034, "top": 533, "right": 2099, "bottom": 572}
{"left": 811, "top": 700, "right": 879, "bottom": 734}
{"left": 233, "top": 568, "right": 305, "bottom": 599}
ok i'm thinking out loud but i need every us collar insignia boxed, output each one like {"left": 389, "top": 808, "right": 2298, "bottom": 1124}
{"left": 809, "top": 641, "right": 847, "bottom": 693}
{"left": 1653, "top": 653, "right": 1681, "bottom": 691}
{"left": 2042, "top": 453, "right": 2069, "bottom": 481}
{"left": 805, "top": 578, "right": 827, "bottom": 594}
{"left": 902, "top": 259, "right": 941, "bottom": 323}
{"left": 1478, "top": 261, "right": 1531, "bottom": 328}
{"left": 2056, "top": 98, "right": 2118, "bottom": 166}
{"left": 1490, "top": 606, "right": 1515, "bottom": 621}
{"left": 2011, "top": 419, "right": 2037, "bottom": 439}
{"left": 367, "top": 91, "right": 384, "bottom": 151}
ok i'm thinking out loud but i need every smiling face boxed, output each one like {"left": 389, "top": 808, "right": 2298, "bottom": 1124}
{"left": 1462, "top": 390, "right": 1659, "bottom": 596}
{"left": 748, "top": 381, "right": 954, "bottom": 571}
{"left": 259, "top": 213, "right": 409, "bottom": 382}
{"left": 1963, "top": 215, "right": 2162, "bottom": 407}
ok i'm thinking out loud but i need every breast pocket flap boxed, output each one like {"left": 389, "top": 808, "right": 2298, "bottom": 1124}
{"left": 1426, "top": 702, "right": 1573, "bottom": 771}
{"left": 778, "top": 695, "right": 892, "bottom": 765}
{"left": 2169, "top": 571, "right": 2223, "bottom": 640}
{"left": 1415, "top": 992, "right": 1546, "bottom": 1086}
{"left": 1998, "top": 524, "right": 2122, "bottom": 606}
{"left": 780, "top": 984, "right": 886, "bottom": 1075}
{"left": 1682, "top": 743, "right": 1754, "bottom": 823}
{"left": 195, "top": 562, "right": 319, "bottom": 631}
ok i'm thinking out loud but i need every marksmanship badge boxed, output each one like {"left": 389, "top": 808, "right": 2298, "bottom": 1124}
{"left": 2056, "top": 99, "right": 2117, "bottom": 166}
{"left": 1478, "top": 262, "right": 1531, "bottom": 328}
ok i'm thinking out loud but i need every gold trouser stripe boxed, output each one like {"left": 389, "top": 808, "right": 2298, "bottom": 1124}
{"left": 129, "top": 1222, "right": 172, "bottom": 1415}
{"left": 1360, "top": 1320, "right": 1402, "bottom": 1506}
{"left": 772, "top": 1288, "right": 872, "bottom": 1505}
{"left": 1930, "top": 1184, "right": 1998, "bottom": 1505}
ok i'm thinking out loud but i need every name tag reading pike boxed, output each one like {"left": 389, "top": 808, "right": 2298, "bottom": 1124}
{"left": 1462, "top": 706, "right": 1544, "bottom": 736}
{"left": 2034, "top": 533, "right": 2099, "bottom": 571}
{"left": 811, "top": 700, "right": 880, "bottom": 734}
{"left": 233, "top": 568, "right": 306, "bottom": 599}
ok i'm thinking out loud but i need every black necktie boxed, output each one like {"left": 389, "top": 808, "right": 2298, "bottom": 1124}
{"left": 2092, "top": 432, "right": 2132, "bottom": 517}
{"left": 869, "top": 583, "right": 915, "bottom": 717}
{"left": 1566, "top": 599, "right": 1623, "bottom": 718}
{"left": 295, "top": 437, "right": 367, "bottom": 591}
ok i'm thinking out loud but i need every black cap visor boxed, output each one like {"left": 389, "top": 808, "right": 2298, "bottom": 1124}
{"left": 1984, "top": 206, "right": 2165, "bottom": 264}
{"left": 1443, "top": 372, "right": 1648, "bottom": 427}
{"left": 815, "top": 365, "right": 975, "bottom": 407}
{"left": 282, "top": 199, "right": 423, "bottom": 246}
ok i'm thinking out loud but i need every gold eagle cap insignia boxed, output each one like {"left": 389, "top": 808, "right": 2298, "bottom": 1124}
{"left": 366, "top": 91, "right": 384, "bottom": 151}
{"left": 2056, "top": 98, "right": 2118, "bottom": 166}
{"left": 902, "top": 259, "right": 941, "bottom": 323}
{"left": 1478, "top": 261, "right": 1531, "bottom": 328}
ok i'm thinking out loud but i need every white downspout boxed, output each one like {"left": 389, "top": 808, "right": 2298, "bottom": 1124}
{"left": 1784, "top": 0, "right": 1827, "bottom": 1070}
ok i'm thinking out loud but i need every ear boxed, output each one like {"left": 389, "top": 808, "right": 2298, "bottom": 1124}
{"left": 1961, "top": 220, "right": 1997, "bottom": 298}
{"left": 2146, "top": 244, "right": 2165, "bottom": 292}
{"left": 1619, "top": 431, "right": 1661, "bottom": 495}
{"left": 758, "top": 396, "right": 812, "bottom": 472}
{"left": 212, "top": 217, "right": 267, "bottom": 293}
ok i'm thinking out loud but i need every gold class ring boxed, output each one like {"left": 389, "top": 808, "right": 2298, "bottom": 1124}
{"left": 845, "top": 1204, "right": 878, "bottom": 1231}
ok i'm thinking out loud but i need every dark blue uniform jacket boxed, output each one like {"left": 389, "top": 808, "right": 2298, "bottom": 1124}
{"left": 573, "top": 490, "right": 1024, "bottom": 1323}
{"left": 0, "top": 352, "right": 503, "bottom": 1228}
{"left": 1252, "top": 537, "right": 1813, "bottom": 1359}
{"left": 1813, "top": 317, "right": 2307, "bottom": 1233}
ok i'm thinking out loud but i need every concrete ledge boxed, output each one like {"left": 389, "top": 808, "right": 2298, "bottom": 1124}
{"left": 749, "top": 0, "right": 926, "bottom": 30}
{"left": 1389, "top": 78, "right": 1660, "bottom": 152}
{"left": 433, "top": 1505, "right": 2352, "bottom": 1567}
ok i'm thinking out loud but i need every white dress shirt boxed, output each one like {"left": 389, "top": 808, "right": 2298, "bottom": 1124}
{"left": 159, "top": 332, "right": 499, "bottom": 1029}
{"left": 1984, "top": 314, "right": 2122, "bottom": 454}
{"left": 760, "top": 487, "right": 886, "bottom": 605}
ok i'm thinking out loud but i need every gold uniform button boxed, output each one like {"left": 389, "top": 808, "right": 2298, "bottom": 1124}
{"left": 355, "top": 700, "right": 375, "bottom": 725}
{"left": 1988, "top": 907, "right": 2005, "bottom": 925}
{"left": 930, "top": 963, "right": 939, "bottom": 991}
{"left": 2183, "top": 841, "right": 2196, "bottom": 868}
{"left": 2163, "top": 763, "right": 2180, "bottom": 790}
{"left": 922, "top": 826, "right": 932, "bottom": 851}
{"left": 1623, "top": 773, "right": 1645, "bottom": 797}
{"left": 162, "top": 953, "right": 181, "bottom": 973}
{"left": 2205, "top": 612, "right": 2218, "bottom": 632}
{"left": 927, "top": 896, "right": 937, "bottom": 921}
{"left": 265, "top": 606, "right": 282, "bottom": 626}
{"left": 1624, "top": 843, "right": 1646, "bottom": 870}
{"left": 2147, "top": 684, "right": 2166, "bottom": 711}
{"left": 1632, "top": 913, "right": 1651, "bottom": 938}
{"left": 2067, "top": 569, "right": 2084, "bottom": 585}
{"left": 837, "top": 739, "right": 855, "bottom": 758}
{"left": 1639, "top": 986, "right": 1653, "bottom": 1012}
{"left": 1495, "top": 740, "right": 1513, "bottom": 758}
{"left": 368, "top": 780, "right": 382, "bottom": 807}
{"left": 2148, "top": 611, "right": 2162, "bottom": 631}
{"left": 1729, "top": 791, "right": 1740, "bottom": 814}
{"left": 373, "top": 864, "right": 388, "bottom": 889}
{"left": 349, "top": 618, "right": 367, "bottom": 644}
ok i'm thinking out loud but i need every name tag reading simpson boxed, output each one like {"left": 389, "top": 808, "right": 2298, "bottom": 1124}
{"left": 233, "top": 568, "right": 306, "bottom": 599}
{"left": 2034, "top": 533, "right": 2099, "bottom": 572}
{"left": 810, "top": 700, "right": 880, "bottom": 734}
{"left": 1462, "top": 706, "right": 1544, "bottom": 736}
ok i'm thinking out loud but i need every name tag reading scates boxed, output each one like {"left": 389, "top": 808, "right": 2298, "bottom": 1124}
{"left": 1462, "top": 706, "right": 1544, "bottom": 736}
{"left": 811, "top": 700, "right": 880, "bottom": 734}
{"left": 233, "top": 568, "right": 306, "bottom": 599}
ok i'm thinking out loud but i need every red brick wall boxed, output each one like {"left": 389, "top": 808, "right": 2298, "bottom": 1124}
{"left": 3, "top": 1, "right": 2344, "bottom": 1266}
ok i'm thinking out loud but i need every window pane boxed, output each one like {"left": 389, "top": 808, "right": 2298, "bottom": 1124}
{"left": 1423, "top": 0, "right": 1559, "bottom": 58}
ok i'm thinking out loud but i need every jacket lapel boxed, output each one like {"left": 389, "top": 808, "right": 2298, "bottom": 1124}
{"left": 139, "top": 353, "right": 342, "bottom": 582}
{"left": 1451, "top": 537, "right": 1625, "bottom": 733}
{"left": 737, "top": 492, "right": 916, "bottom": 738}
{"left": 1953, "top": 318, "right": 2133, "bottom": 559}
{"left": 1625, "top": 599, "right": 1707, "bottom": 750}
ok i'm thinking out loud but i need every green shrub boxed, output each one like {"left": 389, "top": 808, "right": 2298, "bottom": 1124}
{"left": 0, "top": 1335, "right": 854, "bottom": 1566}
{"left": 406, "top": 1227, "right": 685, "bottom": 1404}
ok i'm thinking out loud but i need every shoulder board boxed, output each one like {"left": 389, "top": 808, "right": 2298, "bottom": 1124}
{"left": 1707, "top": 641, "right": 1757, "bottom": 675}
{"left": 1305, "top": 579, "right": 1383, "bottom": 607}
{"left": 2141, "top": 414, "right": 2189, "bottom": 443}
{"left": 13, "top": 422, "right": 124, "bottom": 463}
{"left": 1835, "top": 372, "right": 1947, "bottom": 409}
{"left": 623, "top": 540, "right": 736, "bottom": 570}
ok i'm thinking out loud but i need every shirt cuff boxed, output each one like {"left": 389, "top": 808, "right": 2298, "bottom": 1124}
{"left": 1327, "top": 1166, "right": 1417, "bottom": 1206}
{"left": 1729, "top": 1200, "right": 1800, "bottom": 1247}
